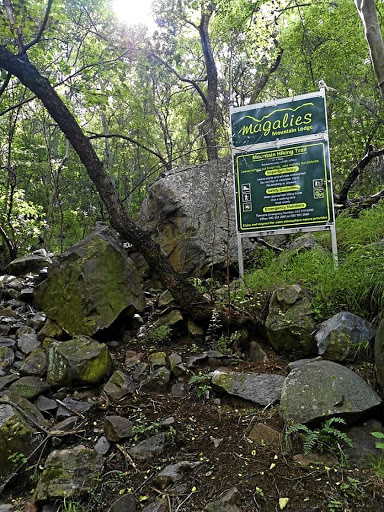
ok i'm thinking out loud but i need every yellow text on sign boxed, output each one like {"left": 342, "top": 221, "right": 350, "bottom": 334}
{"left": 263, "top": 202, "right": 306, "bottom": 213}
{"left": 266, "top": 185, "right": 300, "bottom": 195}
{"left": 265, "top": 166, "right": 299, "bottom": 176}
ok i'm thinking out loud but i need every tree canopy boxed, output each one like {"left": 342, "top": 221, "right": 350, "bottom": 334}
{"left": 0, "top": 0, "right": 384, "bottom": 261}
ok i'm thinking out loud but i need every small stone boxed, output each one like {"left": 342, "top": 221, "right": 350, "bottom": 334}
{"left": 158, "top": 290, "right": 174, "bottom": 307}
{"left": 125, "top": 351, "right": 143, "bottom": 367}
{"left": 0, "top": 505, "right": 14, "bottom": 512}
{"left": 128, "top": 433, "right": 167, "bottom": 460}
{"left": 19, "top": 348, "right": 47, "bottom": 376}
{"left": 249, "top": 341, "right": 267, "bottom": 362}
{"left": 171, "top": 382, "right": 185, "bottom": 396}
{"left": 168, "top": 353, "right": 187, "bottom": 376}
{"left": 95, "top": 435, "right": 111, "bottom": 455}
{"left": 9, "top": 376, "right": 50, "bottom": 400}
{"left": 187, "top": 320, "right": 204, "bottom": 336}
{"left": 104, "top": 415, "right": 134, "bottom": 442}
{"left": 132, "top": 313, "right": 145, "bottom": 330}
{"left": 104, "top": 370, "right": 135, "bottom": 400}
{"left": 108, "top": 494, "right": 136, "bottom": 512}
{"left": 17, "top": 331, "right": 40, "bottom": 354}
{"left": 0, "top": 346, "right": 15, "bottom": 369}
{"left": 153, "top": 461, "right": 200, "bottom": 490}
{"left": 293, "top": 452, "right": 338, "bottom": 467}
{"left": 247, "top": 423, "right": 283, "bottom": 448}
{"left": 34, "top": 395, "right": 58, "bottom": 413}
{"left": 148, "top": 352, "right": 167, "bottom": 368}
{"left": 56, "top": 397, "right": 92, "bottom": 420}
{"left": 0, "top": 373, "right": 20, "bottom": 390}
{"left": 141, "top": 500, "right": 168, "bottom": 512}
{"left": 132, "top": 362, "right": 149, "bottom": 382}
{"left": 141, "top": 367, "right": 171, "bottom": 392}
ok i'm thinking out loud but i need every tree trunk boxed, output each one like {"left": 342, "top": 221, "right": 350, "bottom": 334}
{"left": 199, "top": 10, "right": 219, "bottom": 161}
{"left": 0, "top": 45, "right": 213, "bottom": 322}
{"left": 355, "top": 0, "right": 384, "bottom": 99}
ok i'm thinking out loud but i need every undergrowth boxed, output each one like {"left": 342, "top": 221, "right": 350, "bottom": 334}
{"left": 245, "top": 204, "right": 384, "bottom": 320}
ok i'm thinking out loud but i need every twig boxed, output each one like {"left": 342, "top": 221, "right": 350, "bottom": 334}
{"left": 55, "top": 399, "right": 86, "bottom": 419}
{"left": 116, "top": 444, "right": 139, "bottom": 472}
{"left": 174, "top": 490, "right": 195, "bottom": 511}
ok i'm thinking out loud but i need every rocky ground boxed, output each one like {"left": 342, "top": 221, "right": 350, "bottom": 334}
{"left": 1, "top": 263, "right": 384, "bottom": 512}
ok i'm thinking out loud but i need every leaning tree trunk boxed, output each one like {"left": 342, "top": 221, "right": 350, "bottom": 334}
{"left": 355, "top": 0, "right": 384, "bottom": 100}
{"left": 0, "top": 45, "right": 214, "bottom": 323}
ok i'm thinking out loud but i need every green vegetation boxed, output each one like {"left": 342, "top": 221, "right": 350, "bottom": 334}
{"left": 245, "top": 205, "right": 384, "bottom": 321}
{"left": 189, "top": 374, "right": 212, "bottom": 399}
{"left": 147, "top": 325, "right": 172, "bottom": 343}
{"left": 286, "top": 417, "right": 353, "bottom": 462}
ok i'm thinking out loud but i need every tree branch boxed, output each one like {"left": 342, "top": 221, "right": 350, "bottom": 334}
{"left": 22, "top": 0, "right": 54, "bottom": 53}
{"left": 338, "top": 147, "right": 384, "bottom": 203}
{"left": 249, "top": 39, "right": 283, "bottom": 104}
{"left": 88, "top": 132, "right": 171, "bottom": 170}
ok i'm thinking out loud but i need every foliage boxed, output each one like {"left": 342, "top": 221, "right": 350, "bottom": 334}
{"left": 189, "top": 374, "right": 212, "bottom": 399}
{"left": 245, "top": 204, "right": 384, "bottom": 320}
{"left": 58, "top": 497, "right": 84, "bottom": 512}
{"left": 147, "top": 325, "right": 172, "bottom": 343}
{"left": 371, "top": 431, "right": 384, "bottom": 450}
{"left": 285, "top": 417, "right": 353, "bottom": 461}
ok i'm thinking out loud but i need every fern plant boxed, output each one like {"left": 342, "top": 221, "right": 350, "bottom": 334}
{"left": 286, "top": 417, "right": 353, "bottom": 459}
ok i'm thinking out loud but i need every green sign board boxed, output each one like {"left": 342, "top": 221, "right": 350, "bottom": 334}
{"left": 231, "top": 94, "right": 327, "bottom": 147}
{"left": 234, "top": 141, "right": 334, "bottom": 232}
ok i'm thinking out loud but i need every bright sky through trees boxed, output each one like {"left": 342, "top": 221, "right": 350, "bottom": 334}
{"left": 111, "top": 0, "right": 155, "bottom": 29}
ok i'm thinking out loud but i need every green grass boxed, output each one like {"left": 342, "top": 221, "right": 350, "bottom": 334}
{"left": 245, "top": 204, "right": 384, "bottom": 321}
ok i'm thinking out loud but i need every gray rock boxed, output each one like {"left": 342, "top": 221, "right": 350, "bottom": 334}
{"left": 374, "top": 318, "right": 384, "bottom": 390}
{"left": 95, "top": 435, "right": 111, "bottom": 455}
{"left": 148, "top": 352, "right": 167, "bottom": 368}
{"left": 17, "top": 331, "right": 40, "bottom": 354}
{"left": 288, "top": 357, "right": 322, "bottom": 371}
{"left": 47, "top": 336, "right": 112, "bottom": 387}
{"left": 132, "top": 363, "right": 149, "bottom": 382}
{"left": 34, "top": 225, "right": 145, "bottom": 337}
{"left": 211, "top": 370, "right": 285, "bottom": 406}
{"left": 169, "top": 353, "right": 187, "bottom": 376}
{"left": 153, "top": 461, "right": 200, "bottom": 489}
{"left": 0, "top": 505, "right": 14, "bottom": 512}
{"left": 34, "top": 395, "right": 58, "bottom": 413}
{"left": 0, "top": 336, "right": 15, "bottom": 347}
{"left": 141, "top": 500, "right": 168, "bottom": 512}
{"left": 280, "top": 359, "right": 382, "bottom": 425}
{"left": 128, "top": 433, "right": 167, "bottom": 460}
{"left": 0, "top": 374, "right": 19, "bottom": 390}
{"left": 141, "top": 367, "right": 171, "bottom": 392}
{"left": 158, "top": 290, "right": 174, "bottom": 307}
{"left": 171, "top": 381, "right": 186, "bottom": 396}
{"left": 9, "top": 376, "right": 50, "bottom": 400}
{"left": 137, "top": 158, "right": 256, "bottom": 276}
{"left": 19, "top": 348, "right": 47, "bottom": 376}
{"left": 108, "top": 494, "right": 136, "bottom": 512}
{"left": 345, "top": 419, "right": 384, "bottom": 467}
{"left": 35, "top": 445, "right": 103, "bottom": 502}
{"left": 104, "top": 370, "right": 135, "bottom": 400}
{"left": 29, "top": 312, "right": 46, "bottom": 331}
{"left": 286, "top": 234, "right": 319, "bottom": 252}
{"left": 56, "top": 398, "right": 92, "bottom": 420}
{"left": 153, "top": 310, "right": 183, "bottom": 328}
{"left": 204, "top": 487, "right": 241, "bottom": 512}
{"left": 104, "top": 415, "right": 134, "bottom": 442}
{"left": 316, "top": 312, "right": 374, "bottom": 361}
{"left": 6, "top": 254, "right": 52, "bottom": 276}
{"left": 265, "top": 284, "right": 317, "bottom": 356}
{"left": 0, "top": 393, "right": 45, "bottom": 476}
{"left": 0, "top": 346, "right": 15, "bottom": 370}
{"left": 249, "top": 341, "right": 267, "bottom": 362}
{"left": 19, "top": 287, "right": 34, "bottom": 301}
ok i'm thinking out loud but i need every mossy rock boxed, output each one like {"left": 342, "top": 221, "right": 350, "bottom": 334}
{"left": 47, "top": 336, "right": 112, "bottom": 387}
{"left": 34, "top": 225, "right": 145, "bottom": 336}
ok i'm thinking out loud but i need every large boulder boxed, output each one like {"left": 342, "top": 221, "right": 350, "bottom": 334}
{"left": 47, "top": 336, "right": 112, "bottom": 387}
{"left": 265, "top": 284, "right": 317, "bottom": 357}
{"left": 137, "top": 158, "right": 255, "bottom": 276}
{"left": 6, "top": 251, "right": 52, "bottom": 276}
{"left": 280, "top": 359, "right": 382, "bottom": 425}
{"left": 35, "top": 445, "right": 103, "bottom": 502}
{"left": 34, "top": 224, "right": 145, "bottom": 336}
{"left": 0, "top": 392, "right": 45, "bottom": 476}
{"left": 316, "top": 311, "right": 375, "bottom": 362}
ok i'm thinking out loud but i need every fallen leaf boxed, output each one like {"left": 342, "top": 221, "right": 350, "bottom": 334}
{"left": 279, "top": 497, "right": 289, "bottom": 509}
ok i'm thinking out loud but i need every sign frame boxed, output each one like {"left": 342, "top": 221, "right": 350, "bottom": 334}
{"left": 230, "top": 88, "right": 337, "bottom": 276}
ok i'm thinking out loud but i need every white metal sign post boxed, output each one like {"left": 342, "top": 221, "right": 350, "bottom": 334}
{"left": 230, "top": 88, "right": 337, "bottom": 277}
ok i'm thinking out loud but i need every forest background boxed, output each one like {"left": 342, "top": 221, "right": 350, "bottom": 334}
{"left": 1, "top": 0, "right": 384, "bottom": 263}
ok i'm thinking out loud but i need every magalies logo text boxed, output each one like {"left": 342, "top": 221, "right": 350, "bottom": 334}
{"left": 239, "top": 102, "right": 314, "bottom": 139}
